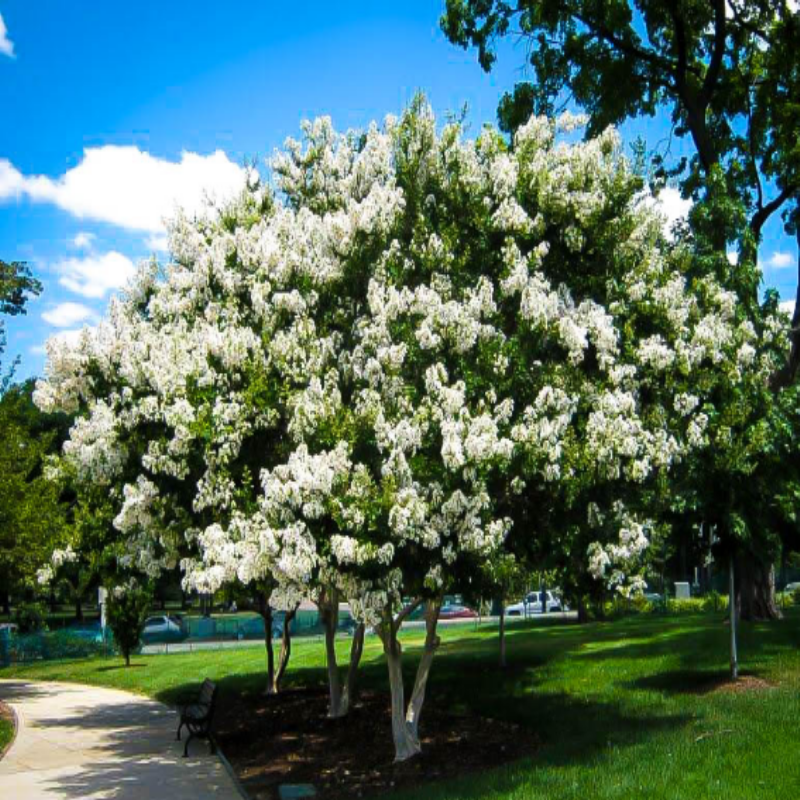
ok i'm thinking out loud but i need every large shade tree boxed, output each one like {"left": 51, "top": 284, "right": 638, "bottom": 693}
{"left": 442, "top": 0, "right": 800, "bottom": 617}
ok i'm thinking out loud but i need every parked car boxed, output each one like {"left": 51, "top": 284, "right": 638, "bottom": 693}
{"left": 783, "top": 582, "right": 800, "bottom": 593}
{"left": 141, "top": 615, "right": 185, "bottom": 642}
{"left": 439, "top": 603, "right": 478, "bottom": 620}
{"left": 643, "top": 592, "right": 664, "bottom": 604}
{"left": 505, "top": 591, "right": 563, "bottom": 616}
{"left": 0, "top": 623, "right": 18, "bottom": 635}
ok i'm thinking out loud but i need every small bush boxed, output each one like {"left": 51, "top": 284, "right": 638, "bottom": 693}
{"left": 792, "top": 587, "right": 800, "bottom": 606}
{"left": 14, "top": 602, "right": 48, "bottom": 633}
{"left": 666, "top": 598, "right": 706, "bottom": 614}
{"left": 605, "top": 595, "right": 655, "bottom": 619}
{"left": 702, "top": 591, "right": 723, "bottom": 612}
{"left": 105, "top": 580, "right": 152, "bottom": 666}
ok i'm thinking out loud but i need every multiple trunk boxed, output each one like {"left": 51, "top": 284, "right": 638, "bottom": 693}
{"left": 318, "top": 587, "right": 366, "bottom": 718}
{"left": 377, "top": 597, "right": 443, "bottom": 762}
{"left": 257, "top": 589, "right": 299, "bottom": 696}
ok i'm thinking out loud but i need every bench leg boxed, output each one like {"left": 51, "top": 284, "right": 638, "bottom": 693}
{"left": 183, "top": 733, "right": 193, "bottom": 758}
{"left": 176, "top": 720, "right": 184, "bottom": 741}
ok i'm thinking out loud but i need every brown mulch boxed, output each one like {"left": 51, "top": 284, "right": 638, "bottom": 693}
{"left": 711, "top": 675, "right": 776, "bottom": 695}
{"left": 214, "top": 687, "right": 539, "bottom": 800}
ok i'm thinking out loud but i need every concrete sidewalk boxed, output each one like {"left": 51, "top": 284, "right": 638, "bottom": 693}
{"left": 0, "top": 679, "right": 242, "bottom": 799}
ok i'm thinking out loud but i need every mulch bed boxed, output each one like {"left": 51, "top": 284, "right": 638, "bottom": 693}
{"left": 214, "top": 686, "right": 539, "bottom": 800}
{"left": 711, "top": 674, "right": 776, "bottom": 695}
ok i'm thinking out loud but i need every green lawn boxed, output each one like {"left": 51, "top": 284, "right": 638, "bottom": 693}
{"left": 0, "top": 711, "right": 14, "bottom": 753}
{"left": 2, "top": 612, "right": 800, "bottom": 799}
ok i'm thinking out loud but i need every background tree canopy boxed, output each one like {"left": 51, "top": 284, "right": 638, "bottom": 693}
{"left": 442, "top": 2, "right": 799, "bottom": 348}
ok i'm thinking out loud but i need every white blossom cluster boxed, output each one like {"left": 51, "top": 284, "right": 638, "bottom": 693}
{"left": 33, "top": 102, "right": 789, "bottom": 612}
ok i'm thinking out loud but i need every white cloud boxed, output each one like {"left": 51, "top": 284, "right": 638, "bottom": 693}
{"left": 0, "top": 13, "right": 15, "bottom": 58}
{"left": 72, "top": 232, "right": 96, "bottom": 250}
{"left": 41, "top": 302, "right": 96, "bottom": 328}
{"left": 641, "top": 186, "right": 692, "bottom": 239}
{"left": 0, "top": 146, "right": 248, "bottom": 232}
{"left": 55, "top": 250, "right": 136, "bottom": 298}
{"left": 780, "top": 299, "right": 796, "bottom": 317}
{"left": 655, "top": 187, "right": 692, "bottom": 235}
{"left": 145, "top": 233, "right": 169, "bottom": 253}
{"left": 765, "top": 251, "right": 794, "bottom": 270}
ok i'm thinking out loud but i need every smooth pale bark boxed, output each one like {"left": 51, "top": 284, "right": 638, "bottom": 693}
{"left": 263, "top": 604, "right": 276, "bottom": 694}
{"left": 273, "top": 604, "right": 298, "bottom": 693}
{"left": 342, "top": 622, "right": 366, "bottom": 711}
{"left": 318, "top": 588, "right": 366, "bottom": 718}
{"left": 320, "top": 587, "right": 344, "bottom": 717}
{"left": 379, "top": 597, "right": 443, "bottom": 762}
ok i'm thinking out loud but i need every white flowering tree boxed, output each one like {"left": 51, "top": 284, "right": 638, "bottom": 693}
{"left": 35, "top": 96, "right": 790, "bottom": 760}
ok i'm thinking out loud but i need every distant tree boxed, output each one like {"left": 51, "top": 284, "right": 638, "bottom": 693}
{"left": 0, "top": 260, "right": 42, "bottom": 388}
{"left": 105, "top": 578, "right": 152, "bottom": 667}
{"left": 0, "top": 381, "right": 67, "bottom": 613}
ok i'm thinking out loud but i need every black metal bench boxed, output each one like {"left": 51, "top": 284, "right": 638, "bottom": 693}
{"left": 176, "top": 678, "right": 217, "bottom": 757}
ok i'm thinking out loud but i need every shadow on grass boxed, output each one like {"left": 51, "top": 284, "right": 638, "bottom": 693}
{"left": 107, "top": 610, "right": 799, "bottom": 798}
{"left": 96, "top": 664, "right": 147, "bottom": 672}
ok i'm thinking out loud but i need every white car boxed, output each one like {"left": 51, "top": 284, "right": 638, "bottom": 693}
{"left": 505, "top": 591, "right": 563, "bottom": 616}
{"left": 142, "top": 615, "right": 183, "bottom": 640}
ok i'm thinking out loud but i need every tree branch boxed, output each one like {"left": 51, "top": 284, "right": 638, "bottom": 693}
{"left": 393, "top": 597, "right": 424, "bottom": 634}
{"left": 701, "top": 0, "right": 728, "bottom": 107}
{"left": 750, "top": 187, "right": 795, "bottom": 239}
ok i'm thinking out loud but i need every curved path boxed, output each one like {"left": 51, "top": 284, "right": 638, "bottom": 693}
{"left": 0, "top": 679, "right": 242, "bottom": 799}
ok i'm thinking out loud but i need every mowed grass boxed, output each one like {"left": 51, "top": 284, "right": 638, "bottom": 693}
{"left": 2, "top": 611, "right": 800, "bottom": 799}
{"left": 0, "top": 715, "right": 13, "bottom": 752}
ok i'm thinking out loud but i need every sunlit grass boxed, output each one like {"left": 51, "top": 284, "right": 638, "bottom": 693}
{"left": 2, "top": 611, "right": 800, "bottom": 799}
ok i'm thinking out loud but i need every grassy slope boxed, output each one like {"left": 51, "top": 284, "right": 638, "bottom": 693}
{"left": 2, "top": 612, "right": 800, "bottom": 799}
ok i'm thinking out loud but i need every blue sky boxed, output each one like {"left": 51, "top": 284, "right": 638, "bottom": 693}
{"left": 1, "top": 1, "right": 796, "bottom": 381}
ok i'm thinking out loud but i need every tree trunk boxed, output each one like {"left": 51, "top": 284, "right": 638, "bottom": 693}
{"left": 342, "top": 622, "right": 365, "bottom": 710}
{"left": 124, "top": 651, "right": 131, "bottom": 667}
{"left": 498, "top": 605, "right": 506, "bottom": 668}
{"left": 577, "top": 597, "right": 589, "bottom": 624}
{"left": 319, "top": 588, "right": 346, "bottom": 718}
{"left": 262, "top": 604, "right": 276, "bottom": 695}
{"left": 379, "top": 598, "right": 442, "bottom": 762}
{"left": 1, "top": 588, "right": 10, "bottom": 616}
{"left": 729, "top": 557, "right": 738, "bottom": 681}
{"left": 737, "top": 555, "right": 782, "bottom": 621}
{"left": 74, "top": 594, "right": 83, "bottom": 623}
{"left": 273, "top": 605, "right": 298, "bottom": 693}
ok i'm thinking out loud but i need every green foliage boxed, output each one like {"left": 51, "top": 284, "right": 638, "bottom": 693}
{"left": 0, "top": 382, "right": 67, "bottom": 603}
{"left": 14, "top": 602, "right": 48, "bottom": 633}
{"left": 0, "top": 260, "right": 42, "bottom": 388}
{"left": 105, "top": 581, "right": 152, "bottom": 666}
{"left": 666, "top": 597, "right": 711, "bottom": 615}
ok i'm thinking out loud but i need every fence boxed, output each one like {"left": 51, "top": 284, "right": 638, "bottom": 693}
{"left": 0, "top": 610, "right": 355, "bottom": 666}
{"left": 0, "top": 625, "right": 114, "bottom": 667}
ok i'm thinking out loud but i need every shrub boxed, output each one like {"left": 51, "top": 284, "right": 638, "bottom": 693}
{"left": 792, "top": 587, "right": 800, "bottom": 606}
{"left": 666, "top": 598, "right": 706, "bottom": 614}
{"left": 105, "top": 580, "right": 152, "bottom": 666}
{"left": 702, "top": 591, "right": 723, "bottom": 612}
{"left": 14, "top": 602, "right": 48, "bottom": 633}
